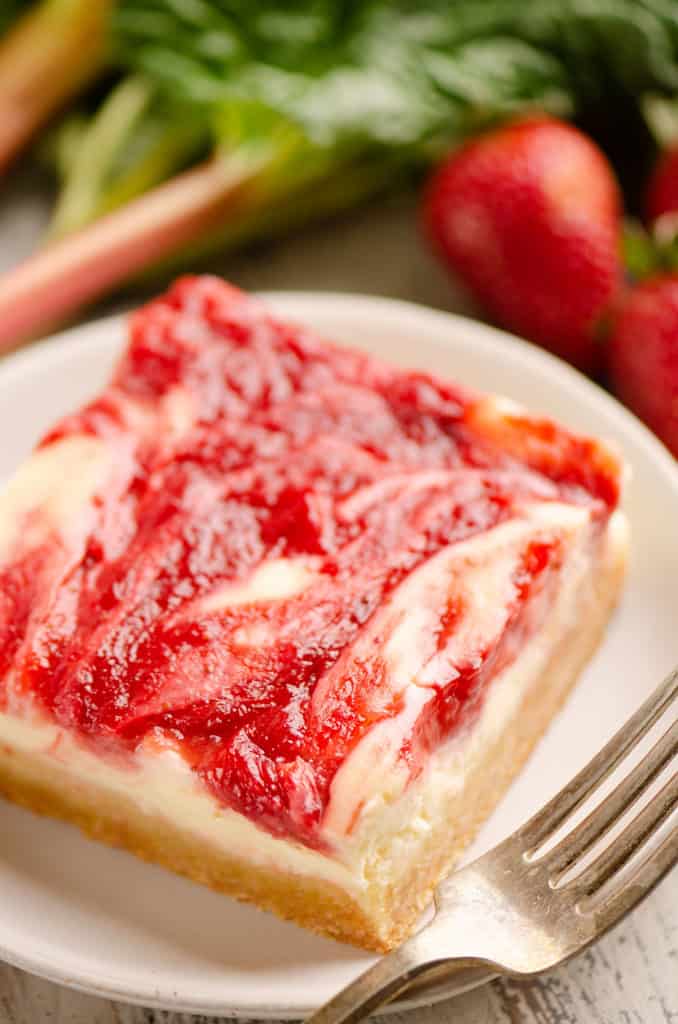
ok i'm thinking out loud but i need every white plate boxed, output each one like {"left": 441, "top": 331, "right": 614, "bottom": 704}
{"left": 0, "top": 293, "right": 676, "bottom": 1018}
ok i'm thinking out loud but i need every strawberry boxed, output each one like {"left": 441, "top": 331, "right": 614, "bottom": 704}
{"left": 645, "top": 147, "right": 678, "bottom": 225}
{"left": 423, "top": 116, "right": 623, "bottom": 373}
{"left": 609, "top": 274, "right": 678, "bottom": 457}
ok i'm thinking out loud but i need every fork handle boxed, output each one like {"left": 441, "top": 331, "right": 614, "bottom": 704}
{"left": 307, "top": 937, "right": 496, "bottom": 1024}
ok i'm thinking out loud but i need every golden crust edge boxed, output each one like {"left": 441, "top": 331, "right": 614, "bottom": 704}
{"left": 365, "top": 522, "right": 628, "bottom": 949}
{"left": 0, "top": 524, "right": 628, "bottom": 953}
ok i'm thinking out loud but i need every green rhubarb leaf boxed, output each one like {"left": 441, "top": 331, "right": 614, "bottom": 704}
{"left": 24, "top": 0, "right": 678, "bottom": 312}
{"left": 112, "top": 0, "right": 574, "bottom": 157}
{"left": 89, "top": 0, "right": 576, "bottom": 252}
{"left": 104, "top": 0, "right": 678, "bottom": 233}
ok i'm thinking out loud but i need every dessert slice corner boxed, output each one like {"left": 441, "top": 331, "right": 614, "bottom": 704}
{"left": 0, "top": 276, "right": 628, "bottom": 951}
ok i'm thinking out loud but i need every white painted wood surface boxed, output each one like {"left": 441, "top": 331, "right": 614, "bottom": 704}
{"left": 1, "top": 872, "right": 676, "bottom": 1023}
{"left": 0, "top": 170, "right": 676, "bottom": 1024}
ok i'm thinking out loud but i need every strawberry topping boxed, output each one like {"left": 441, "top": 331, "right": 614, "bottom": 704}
{"left": 0, "top": 277, "right": 621, "bottom": 847}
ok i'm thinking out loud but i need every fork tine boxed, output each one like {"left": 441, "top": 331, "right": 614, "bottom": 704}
{"left": 520, "top": 667, "right": 678, "bottom": 851}
{"left": 570, "top": 771, "right": 677, "bottom": 896}
{"left": 546, "top": 719, "right": 677, "bottom": 880}
{"left": 583, "top": 824, "right": 678, "bottom": 934}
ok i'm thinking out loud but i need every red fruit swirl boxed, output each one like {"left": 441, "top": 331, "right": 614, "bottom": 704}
{"left": 0, "top": 277, "right": 621, "bottom": 848}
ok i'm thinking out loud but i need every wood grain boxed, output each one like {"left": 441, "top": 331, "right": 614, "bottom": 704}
{"left": 0, "top": 871, "right": 675, "bottom": 1023}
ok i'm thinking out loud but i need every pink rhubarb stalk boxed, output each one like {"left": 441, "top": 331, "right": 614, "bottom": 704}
{"left": 0, "top": 0, "right": 113, "bottom": 176}
{"left": 0, "top": 154, "right": 260, "bottom": 352}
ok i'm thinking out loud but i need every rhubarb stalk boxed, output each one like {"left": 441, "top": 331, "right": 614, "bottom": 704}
{"left": 0, "top": 155, "right": 261, "bottom": 350}
{"left": 46, "top": 75, "right": 209, "bottom": 238}
{"left": 0, "top": 0, "right": 113, "bottom": 175}
{"left": 0, "top": 145, "right": 398, "bottom": 353}
{"left": 6, "top": 0, "right": 670, "bottom": 354}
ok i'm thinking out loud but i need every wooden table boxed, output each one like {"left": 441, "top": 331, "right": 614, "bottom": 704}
{"left": 0, "top": 171, "right": 676, "bottom": 1024}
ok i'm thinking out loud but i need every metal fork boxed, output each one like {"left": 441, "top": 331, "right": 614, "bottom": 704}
{"left": 308, "top": 668, "right": 678, "bottom": 1024}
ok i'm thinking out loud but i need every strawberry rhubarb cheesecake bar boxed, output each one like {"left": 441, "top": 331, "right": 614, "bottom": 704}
{"left": 0, "top": 278, "right": 628, "bottom": 951}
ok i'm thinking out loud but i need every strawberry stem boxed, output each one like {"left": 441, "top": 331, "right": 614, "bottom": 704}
{"left": 622, "top": 219, "right": 662, "bottom": 280}
{"left": 622, "top": 215, "right": 678, "bottom": 281}
{"left": 0, "top": 0, "right": 113, "bottom": 176}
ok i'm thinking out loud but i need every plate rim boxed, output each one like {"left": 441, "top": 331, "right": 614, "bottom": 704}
{"left": 0, "top": 291, "right": 676, "bottom": 1018}
{"left": 2, "top": 289, "right": 676, "bottom": 484}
